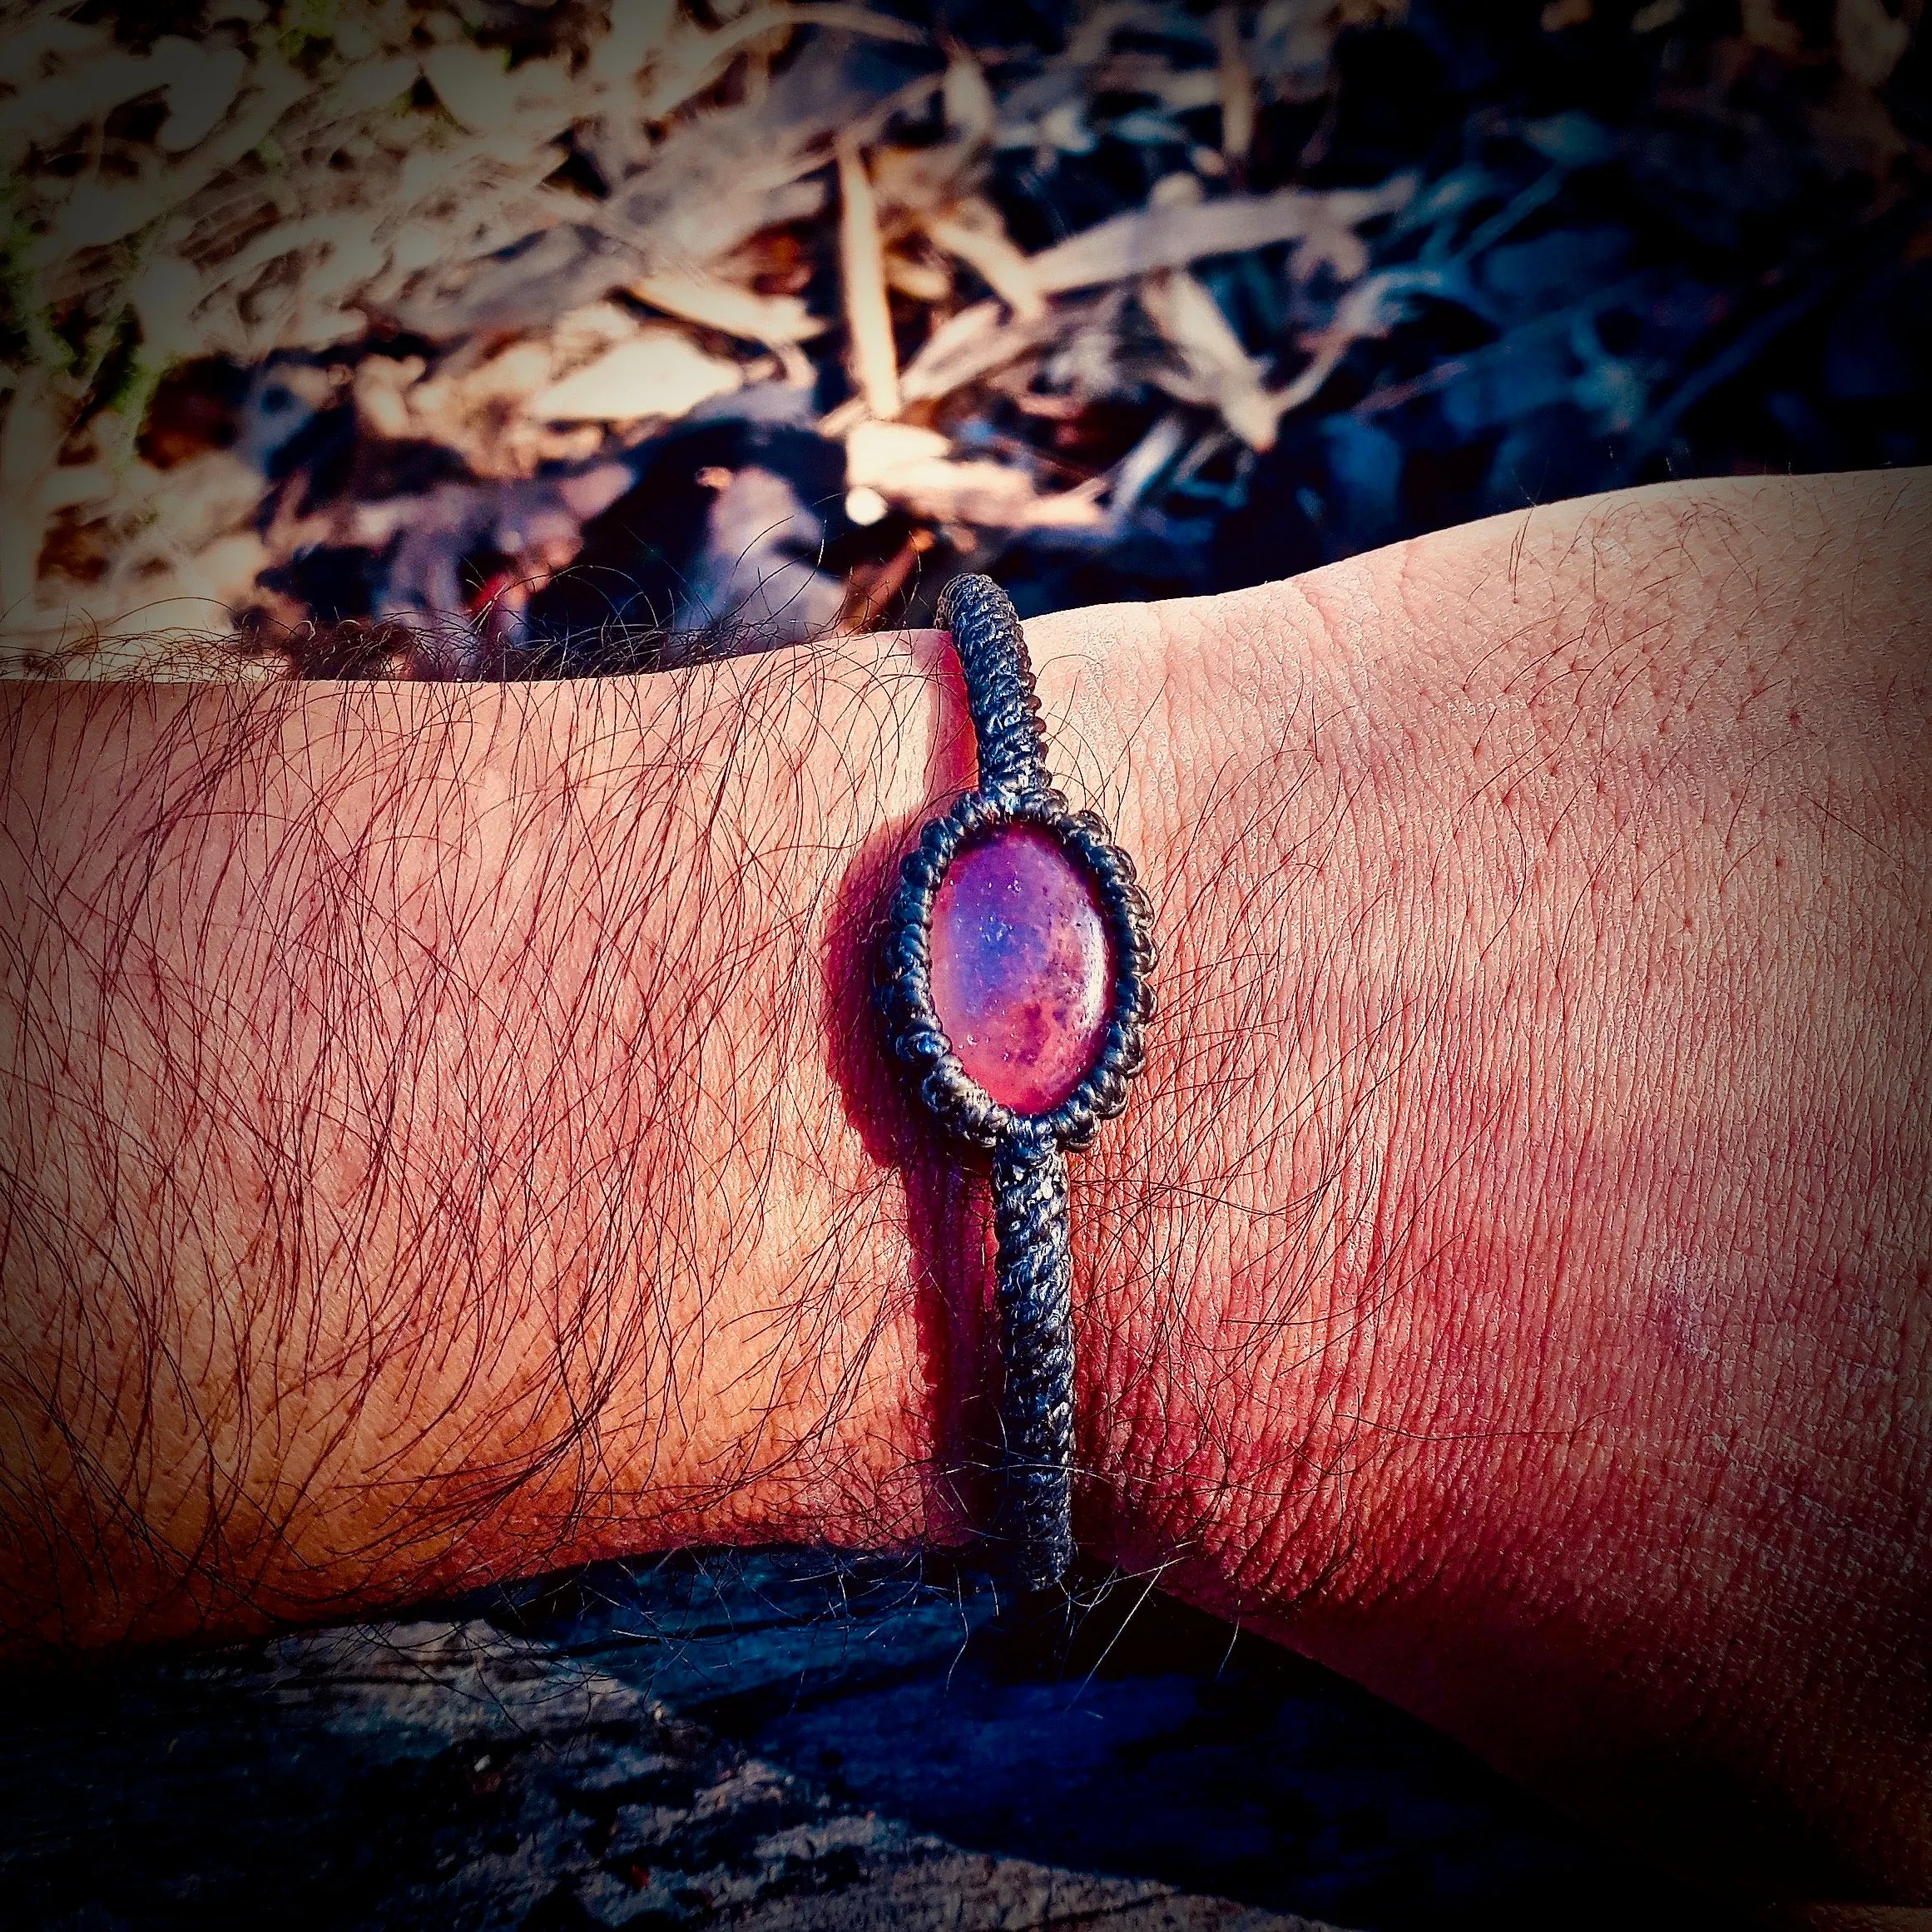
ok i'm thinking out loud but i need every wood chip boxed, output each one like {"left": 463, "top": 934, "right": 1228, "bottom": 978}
{"left": 629, "top": 271, "right": 827, "bottom": 345}
{"left": 837, "top": 134, "right": 902, "bottom": 419}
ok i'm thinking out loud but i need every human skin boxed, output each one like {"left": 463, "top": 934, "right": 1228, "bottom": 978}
{"left": 0, "top": 471, "right": 1926, "bottom": 1921}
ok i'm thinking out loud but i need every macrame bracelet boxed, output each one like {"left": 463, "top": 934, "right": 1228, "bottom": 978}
{"left": 877, "top": 575, "right": 1155, "bottom": 1592}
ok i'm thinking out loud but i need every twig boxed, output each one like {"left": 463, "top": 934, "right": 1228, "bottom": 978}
{"left": 838, "top": 134, "right": 902, "bottom": 419}
{"left": 1216, "top": 2, "right": 1255, "bottom": 174}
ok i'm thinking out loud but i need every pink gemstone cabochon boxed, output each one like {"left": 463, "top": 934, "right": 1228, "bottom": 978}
{"left": 928, "top": 824, "right": 1114, "bottom": 1115}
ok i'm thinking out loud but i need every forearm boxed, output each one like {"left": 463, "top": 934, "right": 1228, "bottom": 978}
{"left": 1057, "top": 468, "right": 1931, "bottom": 1912}
{"left": 2, "top": 471, "right": 1926, "bottom": 1909}
{"left": 0, "top": 654, "right": 962, "bottom": 1645}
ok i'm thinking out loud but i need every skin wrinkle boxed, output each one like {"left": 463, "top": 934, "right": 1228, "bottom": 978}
{"left": 0, "top": 473, "right": 1927, "bottom": 1913}
{"left": 1024, "top": 478, "right": 1930, "bottom": 1910}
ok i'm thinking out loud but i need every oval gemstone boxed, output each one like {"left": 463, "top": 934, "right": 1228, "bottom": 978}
{"left": 929, "top": 824, "right": 1112, "bottom": 1114}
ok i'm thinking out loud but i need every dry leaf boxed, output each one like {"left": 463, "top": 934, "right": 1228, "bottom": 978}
{"left": 533, "top": 329, "right": 742, "bottom": 424}
{"left": 924, "top": 202, "right": 1047, "bottom": 320}
{"left": 547, "top": 302, "right": 645, "bottom": 371}
{"left": 899, "top": 300, "right": 1062, "bottom": 404}
{"left": 1066, "top": 2, "right": 1213, "bottom": 65}
{"left": 874, "top": 451, "right": 1100, "bottom": 526}
{"left": 1216, "top": 4, "right": 1256, "bottom": 167}
{"left": 845, "top": 419, "right": 953, "bottom": 483}
{"left": 329, "top": 53, "right": 423, "bottom": 120}
{"left": 1543, "top": 0, "right": 1596, "bottom": 29}
{"left": 422, "top": 43, "right": 571, "bottom": 134}
{"left": 942, "top": 41, "right": 999, "bottom": 145}
{"left": 0, "top": 2, "right": 939, "bottom": 665}
{"left": 1273, "top": 269, "right": 1429, "bottom": 415}
{"left": 1140, "top": 267, "right": 1281, "bottom": 448}
{"left": 885, "top": 250, "right": 953, "bottom": 302}
{"left": 841, "top": 416, "right": 1101, "bottom": 527}
{"left": 154, "top": 39, "right": 249, "bottom": 153}
{"left": 1836, "top": 0, "right": 1914, "bottom": 86}
{"left": 0, "top": 449, "right": 272, "bottom": 672}
{"left": 1741, "top": 0, "right": 1806, "bottom": 57}
{"left": 1028, "top": 177, "right": 1416, "bottom": 294}
{"left": 586, "top": 0, "right": 679, "bottom": 88}
{"left": 633, "top": 2, "right": 922, "bottom": 123}
{"left": 354, "top": 356, "right": 427, "bottom": 438}
{"left": 0, "top": 375, "right": 57, "bottom": 619}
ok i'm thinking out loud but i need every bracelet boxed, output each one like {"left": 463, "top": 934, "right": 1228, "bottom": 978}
{"left": 877, "top": 575, "right": 1155, "bottom": 1593}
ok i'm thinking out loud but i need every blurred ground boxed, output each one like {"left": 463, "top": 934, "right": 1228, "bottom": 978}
{"left": 1, "top": 0, "right": 1926, "bottom": 674}
{"left": 1, "top": 1550, "right": 1761, "bottom": 1930}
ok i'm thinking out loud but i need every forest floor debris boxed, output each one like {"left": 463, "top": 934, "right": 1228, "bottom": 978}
{"left": 0, "top": 0, "right": 1925, "bottom": 677}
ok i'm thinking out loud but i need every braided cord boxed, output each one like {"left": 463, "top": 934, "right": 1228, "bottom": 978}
{"left": 939, "top": 573, "right": 1073, "bottom": 1591}
{"left": 935, "top": 574, "right": 1050, "bottom": 800}
{"left": 990, "top": 1134, "right": 1075, "bottom": 1591}
{"left": 884, "top": 572, "right": 1151, "bottom": 1593}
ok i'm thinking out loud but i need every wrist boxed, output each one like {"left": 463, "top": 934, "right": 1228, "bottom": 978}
{"left": 1038, "top": 472, "right": 1931, "bottom": 1905}
{"left": 1020, "top": 580, "right": 1422, "bottom": 1608}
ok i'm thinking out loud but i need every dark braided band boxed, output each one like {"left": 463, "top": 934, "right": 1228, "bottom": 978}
{"left": 932, "top": 572, "right": 1053, "bottom": 800}
{"left": 990, "top": 1135, "right": 1076, "bottom": 1583}
{"left": 877, "top": 575, "right": 1155, "bottom": 1592}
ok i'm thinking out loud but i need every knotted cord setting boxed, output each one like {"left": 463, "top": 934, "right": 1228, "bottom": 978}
{"left": 877, "top": 575, "right": 1155, "bottom": 1592}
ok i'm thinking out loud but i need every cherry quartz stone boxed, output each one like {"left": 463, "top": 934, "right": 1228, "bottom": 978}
{"left": 929, "top": 824, "right": 1113, "bottom": 1114}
